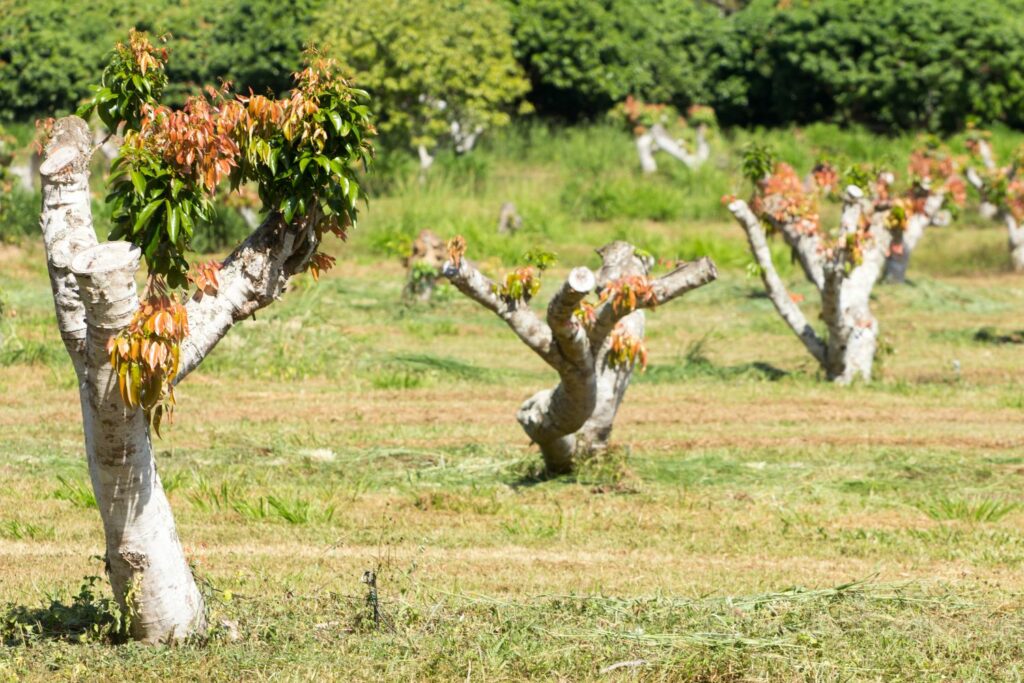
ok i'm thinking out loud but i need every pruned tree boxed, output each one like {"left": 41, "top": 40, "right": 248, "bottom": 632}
{"left": 965, "top": 132, "right": 1024, "bottom": 271}
{"left": 726, "top": 150, "right": 954, "bottom": 383}
{"left": 39, "top": 31, "right": 374, "bottom": 643}
{"left": 315, "top": 0, "right": 529, "bottom": 171}
{"left": 882, "top": 146, "right": 964, "bottom": 283}
{"left": 443, "top": 239, "right": 717, "bottom": 474}
{"left": 402, "top": 229, "right": 447, "bottom": 302}
{"left": 496, "top": 202, "right": 523, "bottom": 235}
{"left": 610, "top": 97, "right": 715, "bottom": 174}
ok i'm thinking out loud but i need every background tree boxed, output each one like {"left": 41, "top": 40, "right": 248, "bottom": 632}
{"left": 443, "top": 240, "right": 717, "bottom": 474}
{"left": 40, "top": 31, "right": 374, "bottom": 643}
{"left": 708, "top": 0, "right": 1024, "bottom": 131}
{"left": 315, "top": 0, "right": 529, "bottom": 168}
{"left": 882, "top": 145, "right": 965, "bottom": 283}
{"left": 726, "top": 150, "right": 954, "bottom": 383}
{"left": 506, "top": 0, "right": 719, "bottom": 120}
{"left": 609, "top": 97, "right": 715, "bottom": 174}
{"left": 965, "top": 134, "right": 1024, "bottom": 271}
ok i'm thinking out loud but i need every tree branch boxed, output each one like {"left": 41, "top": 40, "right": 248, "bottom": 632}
{"left": 728, "top": 199, "right": 827, "bottom": 365}
{"left": 589, "top": 255, "right": 717, "bottom": 347}
{"left": 546, "top": 267, "right": 595, "bottom": 369}
{"left": 175, "top": 211, "right": 319, "bottom": 383}
{"left": 38, "top": 116, "right": 100, "bottom": 372}
{"left": 441, "top": 258, "right": 557, "bottom": 368}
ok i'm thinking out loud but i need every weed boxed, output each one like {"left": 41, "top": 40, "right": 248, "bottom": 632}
{"left": 917, "top": 496, "right": 1018, "bottom": 523}
{"left": 53, "top": 476, "right": 97, "bottom": 509}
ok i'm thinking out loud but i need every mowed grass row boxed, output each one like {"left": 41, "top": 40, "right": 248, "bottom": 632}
{"left": 2, "top": 124, "right": 1024, "bottom": 679}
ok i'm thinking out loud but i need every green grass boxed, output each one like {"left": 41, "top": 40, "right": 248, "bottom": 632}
{"left": 2, "top": 122, "right": 1024, "bottom": 679}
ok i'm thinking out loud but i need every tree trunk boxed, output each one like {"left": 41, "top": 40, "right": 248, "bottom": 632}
{"left": 446, "top": 243, "right": 716, "bottom": 474}
{"left": 40, "top": 117, "right": 205, "bottom": 643}
{"left": 72, "top": 243, "right": 206, "bottom": 643}
{"left": 417, "top": 144, "right": 434, "bottom": 171}
{"left": 1008, "top": 215, "right": 1024, "bottom": 272}
{"left": 635, "top": 132, "right": 657, "bottom": 174}
{"left": 883, "top": 245, "right": 911, "bottom": 284}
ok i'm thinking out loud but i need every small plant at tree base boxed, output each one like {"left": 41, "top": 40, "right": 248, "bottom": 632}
{"left": 726, "top": 149, "right": 957, "bottom": 383}
{"left": 39, "top": 29, "right": 374, "bottom": 645}
{"left": 443, "top": 237, "right": 716, "bottom": 474}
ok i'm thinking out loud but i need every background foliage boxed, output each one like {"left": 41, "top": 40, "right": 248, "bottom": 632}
{"left": 5, "top": 0, "right": 1024, "bottom": 133}
{"left": 314, "top": 0, "right": 529, "bottom": 151}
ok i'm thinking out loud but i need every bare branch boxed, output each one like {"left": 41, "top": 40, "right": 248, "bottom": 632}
{"left": 728, "top": 199, "right": 827, "bottom": 365}
{"left": 441, "top": 258, "right": 556, "bottom": 367}
{"left": 176, "top": 212, "right": 320, "bottom": 383}
{"left": 649, "top": 124, "right": 709, "bottom": 169}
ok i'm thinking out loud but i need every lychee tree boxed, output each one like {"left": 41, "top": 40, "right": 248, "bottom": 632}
{"left": 964, "top": 132, "right": 1024, "bottom": 271}
{"left": 882, "top": 145, "right": 965, "bottom": 283}
{"left": 726, "top": 149, "right": 956, "bottom": 383}
{"left": 314, "top": 0, "right": 529, "bottom": 171}
{"left": 609, "top": 97, "right": 715, "bottom": 174}
{"left": 442, "top": 239, "right": 717, "bottom": 474}
{"left": 39, "top": 31, "right": 374, "bottom": 643}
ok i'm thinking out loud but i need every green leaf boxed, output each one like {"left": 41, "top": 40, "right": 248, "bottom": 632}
{"left": 133, "top": 200, "right": 162, "bottom": 235}
{"left": 130, "top": 170, "right": 147, "bottom": 196}
{"left": 166, "top": 201, "right": 179, "bottom": 244}
{"left": 281, "top": 196, "right": 297, "bottom": 223}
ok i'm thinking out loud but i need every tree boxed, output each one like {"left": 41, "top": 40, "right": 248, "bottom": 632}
{"left": 39, "top": 31, "right": 374, "bottom": 643}
{"left": 726, "top": 150, "right": 954, "bottom": 383}
{"left": 964, "top": 132, "right": 1024, "bottom": 271}
{"left": 882, "top": 146, "right": 965, "bottom": 283}
{"left": 506, "top": 0, "right": 721, "bottom": 120}
{"left": 443, "top": 240, "right": 717, "bottom": 474}
{"left": 609, "top": 97, "right": 715, "bottom": 174}
{"left": 708, "top": 0, "right": 1024, "bottom": 131}
{"left": 0, "top": 0, "right": 133, "bottom": 120}
{"left": 315, "top": 0, "right": 529, "bottom": 169}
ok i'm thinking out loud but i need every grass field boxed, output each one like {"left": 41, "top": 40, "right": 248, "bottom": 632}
{"left": 1, "top": 124, "right": 1024, "bottom": 680}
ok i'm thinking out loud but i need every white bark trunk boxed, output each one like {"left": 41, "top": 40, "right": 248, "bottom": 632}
{"left": 71, "top": 243, "right": 206, "bottom": 643}
{"left": 649, "top": 124, "right": 709, "bottom": 169}
{"left": 417, "top": 144, "right": 434, "bottom": 171}
{"left": 1008, "top": 215, "right": 1024, "bottom": 272}
{"left": 445, "top": 243, "right": 717, "bottom": 473}
{"left": 635, "top": 133, "right": 657, "bottom": 174}
{"left": 40, "top": 117, "right": 205, "bottom": 643}
{"left": 730, "top": 187, "right": 890, "bottom": 384}
{"left": 883, "top": 192, "right": 944, "bottom": 284}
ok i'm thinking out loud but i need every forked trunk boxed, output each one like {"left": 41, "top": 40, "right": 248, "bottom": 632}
{"left": 40, "top": 117, "right": 205, "bottom": 643}
{"left": 72, "top": 243, "right": 206, "bottom": 643}
{"left": 446, "top": 242, "right": 716, "bottom": 474}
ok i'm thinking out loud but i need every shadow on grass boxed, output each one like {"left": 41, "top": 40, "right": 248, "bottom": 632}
{"left": 1, "top": 576, "right": 125, "bottom": 646}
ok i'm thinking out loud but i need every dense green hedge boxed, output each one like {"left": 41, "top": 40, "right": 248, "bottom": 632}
{"left": 505, "top": 0, "right": 720, "bottom": 120}
{"left": 4, "top": 0, "right": 1024, "bottom": 132}
{"left": 710, "top": 0, "right": 1024, "bottom": 131}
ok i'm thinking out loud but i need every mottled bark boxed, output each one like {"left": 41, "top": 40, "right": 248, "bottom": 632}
{"left": 40, "top": 115, "right": 327, "bottom": 643}
{"left": 40, "top": 117, "right": 204, "bottom": 643}
{"left": 401, "top": 229, "right": 447, "bottom": 302}
{"left": 967, "top": 156, "right": 1024, "bottom": 271}
{"left": 883, "top": 192, "right": 946, "bottom": 283}
{"left": 445, "top": 242, "right": 717, "bottom": 472}
{"left": 729, "top": 186, "right": 897, "bottom": 384}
